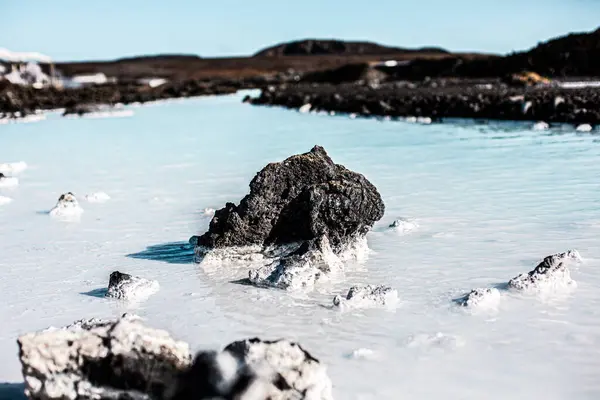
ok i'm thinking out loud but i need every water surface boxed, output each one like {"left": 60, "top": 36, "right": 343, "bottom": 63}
{"left": 1, "top": 93, "right": 599, "bottom": 399}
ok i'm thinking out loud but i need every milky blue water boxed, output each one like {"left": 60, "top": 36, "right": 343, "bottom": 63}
{"left": 1, "top": 93, "right": 599, "bottom": 399}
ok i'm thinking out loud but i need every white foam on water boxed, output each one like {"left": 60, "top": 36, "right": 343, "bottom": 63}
{"left": 0, "top": 114, "right": 46, "bottom": 124}
{"left": 0, "top": 196, "right": 12, "bottom": 205}
{"left": 389, "top": 218, "right": 419, "bottom": 234}
{"left": 84, "top": 192, "right": 111, "bottom": 203}
{"left": 0, "top": 176, "right": 18, "bottom": 188}
{"left": 66, "top": 110, "right": 134, "bottom": 119}
{"left": 347, "top": 348, "right": 377, "bottom": 360}
{"left": 405, "top": 333, "right": 465, "bottom": 350}
{"left": 0, "top": 161, "right": 27, "bottom": 174}
{"left": 202, "top": 207, "right": 215, "bottom": 217}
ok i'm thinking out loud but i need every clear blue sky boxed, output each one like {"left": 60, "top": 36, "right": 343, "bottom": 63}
{"left": 2, "top": 0, "right": 599, "bottom": 61}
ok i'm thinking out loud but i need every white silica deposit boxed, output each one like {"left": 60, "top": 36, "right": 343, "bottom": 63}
{"left": 0, "top": 196, "right": 13, "bottom": 205}
{"left": 49, "top": 192, "right": 84, "bottom": 218}
{"left": 84, "top": 192, "right": 111, "bottom": 203}
{"left": 0, "top": 175, "right": 18, "bottom": 188}
{"left": 0, "top": 161, "right": 27, "bottom": 174}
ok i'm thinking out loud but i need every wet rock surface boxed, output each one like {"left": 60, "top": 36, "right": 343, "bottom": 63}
{"left": 105, "top": 271, "right": 160, "bottom": 301}
{"left": 18, "top": 316, "right": 192, "bottom": 400}
{"left": 0, "top": 80, "right": 241, "bottom": 117}
{"left": 508, "top": 250, "right": 582, "bottom": 291}
{"left": 18, "top": 317, "right": 333, "bottom": 400}
{"left": 173, "top": 338, "right": 333, "bottom": 400}
{"left": 190, "top": 145, "right": 384, "bottom": 289}
{"left": 249, "top": 83, "right": 600, "bottom": 125}
{"left": 333, "top": 285, "right": 399, "bottom": 310}
{"left": 49, "top": 192, "right": 83, "bottom": 217}
{"left": 194, "top": 145, "right": 384, "bottom": 249}
{"left": 457, "top": 288, "right": 501, "bottom": 309}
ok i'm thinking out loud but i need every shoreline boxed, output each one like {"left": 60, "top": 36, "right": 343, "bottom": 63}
{"left": 248, "top": 82, "right": 600, "bottom": 126}
{"left": 2, "top": 78, "right": 600, "bottom": 127}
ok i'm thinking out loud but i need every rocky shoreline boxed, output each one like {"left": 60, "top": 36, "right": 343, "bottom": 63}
{"left": 0, "top": 79, "right": 246, "bottom": 118}
{"left": 2, "top": 28, "right": 600, "bottom": 123}
{"left": 248, "top": 82, "right": 600, "bottom": 125}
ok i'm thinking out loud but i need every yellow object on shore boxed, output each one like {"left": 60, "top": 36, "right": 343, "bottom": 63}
{"left": 510, "top": 71, "right": 551, "bottom": 86}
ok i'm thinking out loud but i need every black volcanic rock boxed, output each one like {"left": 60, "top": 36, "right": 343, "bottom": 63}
{"left": 190, "top": 146, "right": 384, "bottom": 290}
{"left": 193, "top": 145, "right": 384, "bottom": 251}
{"left": 301, "top": 63, "right": 388, "bottom": 85}
{"left": 254, "top": 39, "right": 449, "bottom": 57}
{"left": 249, "top": 82, "right": 600, "bottom": 125}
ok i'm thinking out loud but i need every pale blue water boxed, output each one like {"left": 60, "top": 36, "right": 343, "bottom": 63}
{"left": 1, "top": 93, "right": 599, "bottom": 399}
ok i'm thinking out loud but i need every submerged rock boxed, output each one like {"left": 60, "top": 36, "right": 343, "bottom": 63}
{"left": 458, "top": 287, "right": 501, "bottom": 309}
{"left": 49, "top": 192, "right": 84, "bottom": 217}
{"left": 173, "top": 338, "right": 333, "bottom": 400}
{"left": 191, "top": 145, "right": 385, "bottom": 290}
{"left": 333, "top": 284, "right": 399, "bottom": 310}
{"left": 508, "top": 250, "right": 582, "bottom": 291}
{"left": 389, "top": 218, "right": 418, "bottom": 233}
{"left": 105, "top": 270, "right": 160, "bottom": 301}
{"left": 18, "top": 316, "right": 192, "bottom": 400}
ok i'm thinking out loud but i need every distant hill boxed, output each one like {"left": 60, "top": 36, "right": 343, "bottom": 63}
{"left": 507, "top": 26, "right": 600, "bottom": 76}
{"left": 114, "top": 54, "right": 203, "bottom": 63}
{"left": 254, "top": 39, "right": 449, "bottom": 57}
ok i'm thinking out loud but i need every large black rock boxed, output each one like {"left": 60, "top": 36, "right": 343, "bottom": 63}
{"left": 194, "top": 145, "right": 384, "bottom": 251}
{"left": 191, "top": 146, "right": 384, "bottom": 290}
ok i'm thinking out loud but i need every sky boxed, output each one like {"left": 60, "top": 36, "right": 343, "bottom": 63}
{"left": 1, "top": 0, "right": 599, "bottom": 61}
